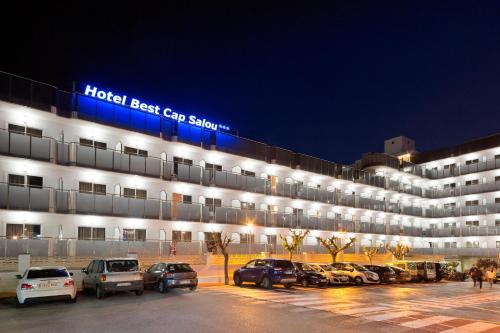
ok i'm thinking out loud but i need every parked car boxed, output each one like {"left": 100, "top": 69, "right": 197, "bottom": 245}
{"left": 233, "top": 259, "right": 296, "bottom": 289}
{"left": 434, "top": 262, "right": 446, "bottom": 281}
{"left": 292, "top": 262, "right": 328, "bottom": 287}
{"left": 494, "top": 271, "right": 500, "bottom": 284}
{"left": 143, "top": 262, "right": 198, "bottom": 292}
{"left": 388, "top": 265, "right": 412, "bottom": 283}
{"left": 364, "top": 265, "right": 396, "bottom": 283}
{"left": 82, "top": 258, "right": 144, "bottom": 298}
{"left": 309, "top": 263, "right": 350, "bottom": 285}
{"left": 389, "top": 261, "right": 437, "bottom": 282}
{"left": 16, "top": 266, "right": 77, "bottom": 307}
{"left": 329, "top": 262, "right": 379, "bottom": 285}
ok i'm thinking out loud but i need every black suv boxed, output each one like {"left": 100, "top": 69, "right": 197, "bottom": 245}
{"left": 233, "top": 259, "right": 296, "bottom": 289}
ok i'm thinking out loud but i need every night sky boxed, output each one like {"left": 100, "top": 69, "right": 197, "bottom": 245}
{"left": 2, "top": 1, "right": 500, "bottom": 164}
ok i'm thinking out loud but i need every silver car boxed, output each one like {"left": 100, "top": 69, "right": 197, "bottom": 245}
{"left": 309, "top": 263, "right": 350, "bottom": 284}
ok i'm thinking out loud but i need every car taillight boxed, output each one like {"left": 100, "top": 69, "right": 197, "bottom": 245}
{"left": 21, "top": 283, "right": 33, "bottom": 290}
{"left": 99, "top": 274, "right": 107, "bottom": 282}
{"left": 165, "top": 273, "right": 174, "bottom": 278}
{"left": 64, "top": 279, "right": 74, "bottom": 287}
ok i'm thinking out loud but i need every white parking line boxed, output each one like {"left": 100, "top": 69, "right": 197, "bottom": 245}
{"left": 337, "top": 306, "right": 389, "bottom": 316}
{"left": 441, "top": 322, "right": 500, "bottom": 333}
{"left": 401, "top": 316, "right": 456, "bottom": 329}
{"left": 364, "top": 311, "right": 417, "bottom": 321}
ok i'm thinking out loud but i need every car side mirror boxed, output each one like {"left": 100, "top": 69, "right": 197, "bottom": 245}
{"left": 69, "top": 272, "right": 74, "bottom": 276}
{"left": 81, "top": 268, "right": 87, "bottom": 274}
{"left": 16, "top": 274, "right": 22, "bottom": 279}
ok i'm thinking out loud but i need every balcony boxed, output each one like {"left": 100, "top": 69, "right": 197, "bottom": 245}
{"left": 0, "top": 129, "right": 53, "bottom": 161}
{"left": 0, "top": 183, "right": 51, "bottom": 211}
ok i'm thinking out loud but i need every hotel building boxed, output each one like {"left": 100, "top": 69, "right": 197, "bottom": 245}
{"left": 0, "top": 71, "right": 499, "bottom": 262}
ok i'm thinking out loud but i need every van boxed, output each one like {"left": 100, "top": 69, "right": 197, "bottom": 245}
{"left": 389, "top": 261, "right": 437, "bottom": 282}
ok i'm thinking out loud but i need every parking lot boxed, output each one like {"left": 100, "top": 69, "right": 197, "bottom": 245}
{"left": 1, "top": 281, "right": 499, "bottom": 333}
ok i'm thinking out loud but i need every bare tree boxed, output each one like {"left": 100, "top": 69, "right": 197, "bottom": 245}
{"left": 385, "top": 242, "right": 411, "bottom": 260}
{"left": 317, "top": 235, "right": 356, "bottom": 263}
{"left": 279, "top": 229, "right": 310, "bottom": 261}
{"left": 211, "top": 232, "right": 231, "bottom": 285}
{"left": 362, "top": 245, "right": 381, "bottom": 265}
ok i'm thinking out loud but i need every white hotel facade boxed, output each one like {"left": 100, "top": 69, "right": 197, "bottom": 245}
{"left": 0, "top": 72, "right": 499, "bottom": 261}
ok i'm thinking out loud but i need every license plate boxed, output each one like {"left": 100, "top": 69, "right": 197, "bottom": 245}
{"left": 284, "top": 270, "right": 293, "bottom": 274}
{"left": 179, "top": 280, "right": 191, "bottom": 285}
{"left": 117, "top": 282, "right": 131, "bottom": 287}
{"left": 38, "top": 283, "right": 58, "bottom": 288}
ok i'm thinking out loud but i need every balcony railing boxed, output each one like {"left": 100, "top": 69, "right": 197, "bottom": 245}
{"left": 404, "top": 158, "right": 500, "bottom": 179}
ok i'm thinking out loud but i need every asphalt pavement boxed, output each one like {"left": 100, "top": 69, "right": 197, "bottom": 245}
{"left": 0, "top": 281, "right": 499, "bottom": 333}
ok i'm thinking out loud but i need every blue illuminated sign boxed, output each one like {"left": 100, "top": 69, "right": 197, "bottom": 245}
{"left": 83, "top": 84, "right": 230, "bottom": 131}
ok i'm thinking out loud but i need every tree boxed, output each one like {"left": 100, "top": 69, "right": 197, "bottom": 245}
{"left": 385, "top": 242, "right": 411, "bottom": 260}
{"left": 362, "top": 245, "right": 381, "bottom": 265}
{"left": 279, "top": 229, "right": 310, "bottom": 261}
{"left": 317, "top": 235, "right": 356, "bottom": 263}
{"left": 476, "top": 258, "right": 498, "bottom": 269}
{"left": 211, "top": 232, "right": 231, "bottom": 285}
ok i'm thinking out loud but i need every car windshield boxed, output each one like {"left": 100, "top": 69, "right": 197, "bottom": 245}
{"left": 352, "top": 264, "right": 368, "bottom": 271}
{"left": 167, "top": 264, "right": 193, "bottom": 272}
{"left": 273, "top": 260, "right": 294, "bottom": 269}
{"left": 106, "top": 260, "right": 139, "bottom": 272}
{"left": 27, "top": 268, "right": 68, "bottom": 279}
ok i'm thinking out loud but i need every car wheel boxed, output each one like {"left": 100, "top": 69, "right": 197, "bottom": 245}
{"left": 189, "top": 285, "right": 197, "bottom": 291}
{"left": 261, "top": 277, "right": 272, "bottom": 289}
{"left": 135, "top": 289, "right": 144, "bottom": 296}
{"left": 96, "top": 285, "right": 104, "bottom": 299}
{"left": 301, "top": 279, "right": 309, "bottom": 288}
{"left": 158, "top": 280, "right": 167, "bottom": 293}
{"left": 354, "top": 277, "right": 363, "bottom": 285}
{"left": 284, "top": 283, "right": 293, "bottom": 289}
{"left": 233, "top": 274, "right": 242, "bottom": 287}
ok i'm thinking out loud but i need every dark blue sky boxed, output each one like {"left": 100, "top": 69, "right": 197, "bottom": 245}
{"left": 2, "top": 1, "right": 500, "bottom": 163}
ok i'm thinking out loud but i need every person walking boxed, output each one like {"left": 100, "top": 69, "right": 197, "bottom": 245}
{"left": 469, "top": 265, "right": 478, "bottom": 287}
{"left": 476, "top": 267, "right": 484, "bottom": 289}
{"left": 485, "top": 267, "right": 495, "bottom": 288}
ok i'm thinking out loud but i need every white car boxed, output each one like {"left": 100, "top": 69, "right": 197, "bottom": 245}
{"left": 309, "top": 263, "right": 350, "bottom": 284}
{"left": 330, "top": 262, "right": 380, "bottom": 285}
{"left": 16, "top": 266, "right": 77, "bottom": 306}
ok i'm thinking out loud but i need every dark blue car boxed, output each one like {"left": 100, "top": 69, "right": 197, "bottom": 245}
{"left": 233, "top": 259, "right": 297, "bottom": 289}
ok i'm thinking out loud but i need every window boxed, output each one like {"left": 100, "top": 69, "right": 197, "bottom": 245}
{"left": 241, "top": 169, "right": 256, "bottom": 177}
{"left": 444, "top": 242, "right": 457, "bottom": 248}
{"left": 443, "top": 203, "right": 456, "bottom": 209}
{"left": 172, "top": 231, "right": 192, "bottom": 242}
{"left": 465, "top": 220, "right": 479, "bottom": 226}
{"left": 78, "top": 227, "right": 105, "bottom": 240}
{"left": 8, "top": 174, "right": 25, "bottom": 186}
{"left": 465, "top": 179, "right": 479, "bottom": 186}
{"left": 497, "top": 241, "right": 500, "bottom": 248}
{"left": 79, "top": 182, "right": 106, "bottom": 195}
{"left": 123, "top": 229, "right": 146, "bottom": 241}
{"left": 241, "top": 202, "right": 255, "bottom": 210}
{"left": 496, "top": 176, "right": 500, "bottom": 182}
{"left": 496, "top": 220, "right": 500, "bottom": 227}
{"left": 239, "top": 233, "right": 254, "bottom": 243}
{"left": 205, "top": 163, "right": 222, "bottom": 172}
{"left": 443, "top": 222, "right": 456, "bottom": 228}
{"left": 8, "top": 174, "right": 43, "bottom": 188}
{"left": 173, "top": 156, "right": 193, "bottom": 174}
{"left": 80, "top": 138, "right": 107, "bottom": 149}
{"left": 205, "top": 197, "right": 222, "bottom": 212}
{"left": 496, "top": 198, "right": 500, "bottom": 204}
{"left": 124, "top": 146, "right": 148, "bottom": 157}
{"left": 465, "top": 159, "right": 479, "bottom": 165}
{"left": 443, "top": 163, "right": 456, "bottom": 169}
{"left": 465, "top": 200, "right": 479, "bottom": 206}
{"left": 443, "top": 183, "right": 456, "bottom": 189}
{"left": 8, "top": 124, "right": 42, "bottom": 137}
{"left": 6, "top": 223, "right": 40, "bottom": 239}
{"left": 465, "top": 241, "right": 479, "bottom": 248}
{"left": 123, "top": 188, "right": 147, "bottom": 199}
